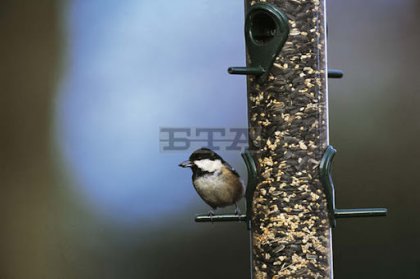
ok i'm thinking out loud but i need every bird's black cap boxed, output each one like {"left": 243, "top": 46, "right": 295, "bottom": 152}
{"left": 188, "top": 147, "right": 223, "bottom": 162}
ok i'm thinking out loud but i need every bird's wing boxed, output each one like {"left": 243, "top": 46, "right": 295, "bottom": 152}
{"left": 223, "top": 161, "right": 240, "bottom": 177}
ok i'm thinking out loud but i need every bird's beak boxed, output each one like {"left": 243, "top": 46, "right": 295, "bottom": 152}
{"left": 179, "top": 160, "right": 193, "bottom": 168}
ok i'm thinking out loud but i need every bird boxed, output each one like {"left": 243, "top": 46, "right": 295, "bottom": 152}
{"left": 179, "top": 147, "right": 245, "bottom": 215}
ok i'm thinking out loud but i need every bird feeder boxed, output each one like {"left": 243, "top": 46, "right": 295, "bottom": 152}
{"left": 193, "top": 1, "right": 387, "bottom": 278}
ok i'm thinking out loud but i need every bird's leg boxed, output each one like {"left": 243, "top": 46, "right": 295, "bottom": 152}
{"left": 234, "top": 203, "right": 243, "bottom": 221}
{"left": 234, "top": 203, "right": 241, "bottom": 215}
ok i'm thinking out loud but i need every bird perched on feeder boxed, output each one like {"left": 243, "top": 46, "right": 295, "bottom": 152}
{"left": 179, "top": 148, "right": 245, "bottom": 215}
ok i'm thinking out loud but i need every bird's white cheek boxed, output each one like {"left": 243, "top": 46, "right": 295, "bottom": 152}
{"left": 194, "top": 159, "right": 223, "bottom": 173}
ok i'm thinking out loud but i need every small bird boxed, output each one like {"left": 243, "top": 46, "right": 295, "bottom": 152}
{"left": 179, "top": 148, "right": 245, "bottom": 215}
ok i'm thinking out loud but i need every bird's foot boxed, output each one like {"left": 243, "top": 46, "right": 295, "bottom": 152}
{"left": 208, "top": 210, "right": 215, "bottom": 222}
{"left": 234, "top": 203, "right": 243, "bottom": 221}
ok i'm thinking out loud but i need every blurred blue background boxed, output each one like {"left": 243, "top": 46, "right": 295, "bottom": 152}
{"left": 1, "top": 0, "right": 420, "bottom": 278}
{"left": 56, "top": 0, "right": 248, "bottom": 225}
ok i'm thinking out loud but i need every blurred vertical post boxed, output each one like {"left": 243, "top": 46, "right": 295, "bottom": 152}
{"left": 246, "top": 0, "right": 332, "bottom": 278}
